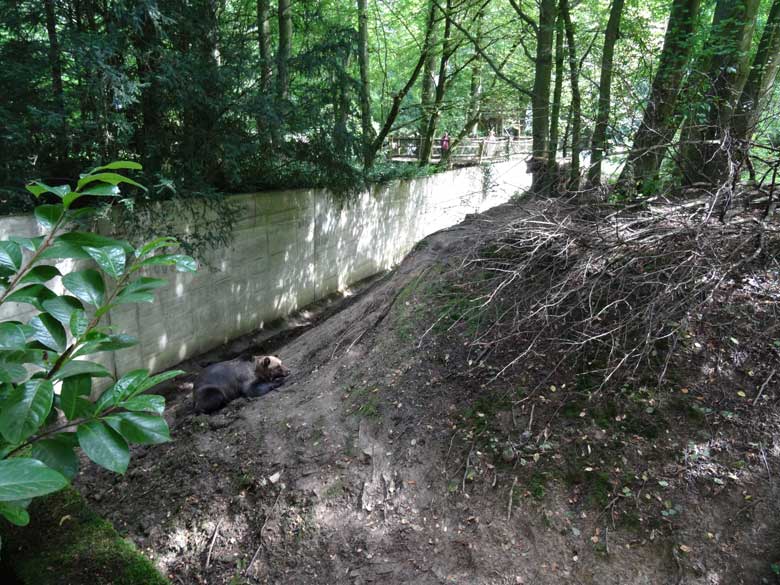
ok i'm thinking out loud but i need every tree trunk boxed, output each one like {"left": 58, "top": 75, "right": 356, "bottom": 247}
{"left": 419, "top": 0, "right": 453, "bottom": 165}
{"left": 548, "top": 9, "right": 564, "bottom": 171}
{"left": 357, "top": 0, "right": 375, "bottom": 169}
{"left": 733, "top": 0, "right": 780, "bottom": 143}
{"left": 618, "top": 0, "right": 701, "bottom": 193}
{"left": 44, "top": 0, "right": 67, "bottom": 165}
{"left": 419, "top": 0, "right": 438, "bottom": 139}
{"left": 365, "top": 3, "right": 437, "bottom": 169}
{"left": 530, "top": 0, "right": 556, "bottom": 193}
{"left": 465, "top": 7, "right": 485, "bottom": 137}
{"left": 257, "top": 0, "right": 272, "bottom": 94}
{"left": 277, "top": 0, "right": 292, "bottom": 101}
{"left": 588, "top": 0, "right": 625, "bottom": 187}
{"left": 679, "top": 0, "right": 760, "bottom": 185}
{"left": 561, "top": 0, "right": 581, "bottom": 186}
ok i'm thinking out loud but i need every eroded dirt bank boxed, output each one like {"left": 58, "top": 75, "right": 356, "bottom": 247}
{"left": 77, "top": 200, "right": 780, "bottom": 585}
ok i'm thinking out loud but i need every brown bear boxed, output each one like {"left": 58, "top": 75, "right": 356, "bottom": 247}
{"left": 193, "top": 355, "right": 290, "bottom": 414}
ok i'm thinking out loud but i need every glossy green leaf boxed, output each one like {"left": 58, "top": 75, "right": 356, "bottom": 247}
{"left": 63, "top": 183, "right": 119, "bottom": 208}
{"left": 0, "top": 361, "right": 28, "bottom": 384}
{"left": 76, "top": 172, "right": 147, "bottom": 192}
{"left": 119, "top": 394, "right": 165, "bottom": 415}
{"left": 93, "top": 370, "right": 148, "bottom": 413}
{"left": 134, "top": 254, "right": 197, "bottom": 273}
{"left": 39, "top": 238, "right": 91, "bottom": 260}
{"left": 0, "top": 458, "right": 67, "bottom": 501}
{"left": 41, "top": 295, "right": 83, "bottom": 325}
{"left": 69, "top": 309, "right": 89, "bottom": 337}
{"left": 58, "top": 232, "right": 133, "bottom": 253}
{"left": 60, "top": 375, "right": 92, "bottom": 420}
{"left": 73, "top": 334, "right": 137, "bottom": 357}
{"left": 128, "top": 369, "right": 184, "bottom": 398}
{"left": 25, "top": 182, "right": 71, "bottom": 199}
{"left": 19, "top": 265, "right": 60, "bottom": 285}
{"left": 87, "top": 161, "right": 143, "bottom": 174}
{"left": 83, "top": 245, "right": 126, "bottom": 279}
{"left": 9, "top": 236, "right": 43, "bottom": 252}
{"left": 105, "top": 412, "right": 170, "bottom": 445}
{"left": 78, "top": 184, "right": 121, "bottom": 196}
{"left": 0, "top": 501, "right": 30, "bottom": 525}
{"left": 115, "top": 277, "right": 167, "bottom": 305}
{"left": 52, "top": 360, "right": 111, "bottom": 381}
{"left": 34, "top": 204, "right": 65, "bottom": 231}
{"left": 136, "top": 237, "right": 177, "bottom": 258}
{"left": 77, "top": 421, "right": 129, "bottom": 474}
{"left": 31, "top": 434, "right": 79, "bottom": 480}
{"left": 113, "top": 291, "right": 154, "bottom": 304}
{"left": 29, "top": 313, "right": 66, "bottom": 352}
{"left": 0, "top": 348, "right": 48, "bottom": 367}
{"left": 0, "top": 241, "right": 22, "bottom": 271}
{"left": 0, "top": 379, "right": 54, "bottom": 444}
{"left": 5, "top": 284, "right": 56, "bottom": 310}
{"left": 0, "top": 323, "right": 29, "bottom": 350}
{"left": 62, "top": 269, "right": 105, "bottom": 306}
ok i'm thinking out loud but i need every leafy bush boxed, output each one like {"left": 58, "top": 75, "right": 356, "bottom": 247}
{"left": 0, "top": 162, "right": 196, "bottom": 527}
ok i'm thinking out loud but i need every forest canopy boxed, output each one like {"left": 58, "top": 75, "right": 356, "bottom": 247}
{"left": 2, "top": 0, "right": 780, "bottom": 214}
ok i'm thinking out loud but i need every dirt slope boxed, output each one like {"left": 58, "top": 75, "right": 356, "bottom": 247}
{"left": 76, "top": 201, "right": 780, "bottom": 585}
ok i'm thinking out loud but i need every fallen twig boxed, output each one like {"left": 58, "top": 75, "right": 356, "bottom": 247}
{"left": 204, "top": 517, "right": 223, "bottom": 569}
{"left": 753, "top": 369, "right": 776, "bottom": 406}
{"left": 507, "top": 477, "right": 517, "bottom": 521}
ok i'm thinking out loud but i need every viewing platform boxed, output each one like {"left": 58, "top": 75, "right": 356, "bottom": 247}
{"left": 385, "top": 136, "right": 532, "bottom": 164}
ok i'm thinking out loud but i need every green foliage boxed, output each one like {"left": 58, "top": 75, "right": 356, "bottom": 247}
{"left": 0, "top": 164, "right": 196, "bottom": 527}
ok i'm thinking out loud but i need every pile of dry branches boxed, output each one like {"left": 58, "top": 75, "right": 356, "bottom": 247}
{"left": 456, "top": 196, "right": 780, "bottom": 387}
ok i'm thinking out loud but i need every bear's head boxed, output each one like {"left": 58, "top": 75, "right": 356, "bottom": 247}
{"left": 254, "top": 355, "right": 290, "bottom": 381}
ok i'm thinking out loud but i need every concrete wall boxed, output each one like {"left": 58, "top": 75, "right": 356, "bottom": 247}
{"left": 0, "top": 159, "right": 529, "bottom": 376}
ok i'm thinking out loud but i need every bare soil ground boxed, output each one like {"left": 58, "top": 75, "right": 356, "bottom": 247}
{"left": 76, "top": 201, "right": 780, "bottom": 585}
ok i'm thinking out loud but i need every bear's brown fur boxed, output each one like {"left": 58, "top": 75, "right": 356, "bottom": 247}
{"left": 193, "top": 355, "right": 289, "bottom": 414}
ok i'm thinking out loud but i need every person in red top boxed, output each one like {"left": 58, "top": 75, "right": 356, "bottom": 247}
{"left": 440, "top": 132, "right": 450, "bottom": 156}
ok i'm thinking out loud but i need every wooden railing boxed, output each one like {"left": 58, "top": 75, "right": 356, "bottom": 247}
{"left": 385, "top": 136, "right": 532, "bottom": 163}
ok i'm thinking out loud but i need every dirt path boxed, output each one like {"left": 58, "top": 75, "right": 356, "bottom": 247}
{"left": 76, "top": 201, "right": 780, "bottom": 585}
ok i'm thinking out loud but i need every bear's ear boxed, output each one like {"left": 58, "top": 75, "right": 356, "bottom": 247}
{"left": 262, "top": 356, "right": 271, "bottom": 368}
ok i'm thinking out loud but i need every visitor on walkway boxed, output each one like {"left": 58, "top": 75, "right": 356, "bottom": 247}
{"left": 440, "top": 132, "right": 450, "bottom": 156}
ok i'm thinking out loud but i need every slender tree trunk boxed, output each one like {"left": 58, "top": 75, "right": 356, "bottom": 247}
{"left": 357, "top": 0, "right": 375, "bottom": 169}
{"left": 257, "top": 0, "right": 272, "bottom": 93}
{"left": 277, "top": 0, "right": 292, "bottom": 101}
{"left": 419, "top": 0, "right": 438, "bottom": 139}
{"left": 465, "top": 7, "right": 485, "bottom": 137}
{"left": 44, "top": 0, "right": 67, "bottom": 165}
{"left": 679, "top": 0, "right": 760, "bottom": 184}
{"left": 419, "top": 0, "right": 453, "bottom": 165}
{"left": 561, "top": 0, "right": 581, "bottom": 186}
{"left": 733, "top": 0, "right": 780, "bottom": 143}
{"left": 531, "top": 0, "right": 556, "bottom": 193}
{"left": 256, "top": 0, "right": 272, "bottom": 143}
{"left": 618, "top": 0, "right": 701, "bottom": 193}
{"left": 365, "top": 3, "right": 437, "bottom": 169}
{"left": 548, "top": 9, "right": 564, "bottom": 171}
{"left": 588, "top": 0, "right": 625, "bottom": 187}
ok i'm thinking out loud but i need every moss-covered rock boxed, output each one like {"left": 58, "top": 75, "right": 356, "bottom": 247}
{"left": 1, "top": 487, "right": 168, "bottom": 585}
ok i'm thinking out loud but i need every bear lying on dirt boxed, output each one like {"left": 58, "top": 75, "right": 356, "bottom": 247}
{"left": 193, "top": 355, "right": 290, "bottom": 414}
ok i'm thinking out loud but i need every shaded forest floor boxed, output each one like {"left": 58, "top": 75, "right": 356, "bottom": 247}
{"left": 76, "top": 199, "right": 780, "bottom": 585}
